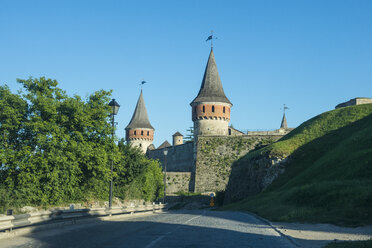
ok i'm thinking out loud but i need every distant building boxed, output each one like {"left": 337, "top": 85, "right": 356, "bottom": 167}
{"left": 172, "top": 132, "right": 183, "bottom": 146}
{"left": 335, "top": 97, "right": 372, "bottom": 109}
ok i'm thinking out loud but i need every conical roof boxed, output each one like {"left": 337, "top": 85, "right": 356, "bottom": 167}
{"left": 280, "top": 113, "right": 288, "bottom": 129}
{"left": 126, "top": 90, "right": 154, "bottom": 130}
{"left": 191, "top": 48, "right": 232, "bottom": 105}
{"left": 158, "top": 140, "right": 171, "bottom": 149}
{"left": 172, "top": 131, "right": 183, "bottom": 137}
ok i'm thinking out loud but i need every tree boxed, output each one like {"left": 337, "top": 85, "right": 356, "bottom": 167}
{"left": 0, "top": 77, "right": 164, "bottom": 211}
{"left": 115, "top": 139, "right": 164, "bottom": 201}
{"left": 184, "top": 126, "right": 194, "bottom": 142}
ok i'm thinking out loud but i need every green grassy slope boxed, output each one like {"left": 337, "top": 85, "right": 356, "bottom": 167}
{"left": 222, "top": 104, "right": 372, "bottom": 226}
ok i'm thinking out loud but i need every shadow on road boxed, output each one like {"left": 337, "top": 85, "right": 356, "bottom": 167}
{"left": 2, "top": 210, "right": 363, "bottom": 248}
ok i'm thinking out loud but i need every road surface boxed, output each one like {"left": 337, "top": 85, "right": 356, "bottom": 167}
{"left": 0, "top": 210, "right": 295, "bottom": 248}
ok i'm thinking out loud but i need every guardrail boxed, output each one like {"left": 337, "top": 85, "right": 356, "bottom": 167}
{"left": 0, "top": 203, "right": 166, "bottom": 232}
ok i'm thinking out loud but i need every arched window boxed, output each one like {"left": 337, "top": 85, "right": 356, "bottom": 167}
{"left": 134, "top": 131, "right": 137, "bottom": 135}
{"left": 212, "top": 105, "right": 215, "bottom": 112}
{"left": 139, "top": 143, "right": 142, "bottom": 147}
{"left": 223, "top": 107, "right": 225, "bottom": 113}
{"left": 141, "top": 130, "right": 144, "bottom": 135}
{"left": 203, "top": 105, "right": 205, "bottom": 113}
{"left": 229, "top": 129, "right": 232, "bottom": 135}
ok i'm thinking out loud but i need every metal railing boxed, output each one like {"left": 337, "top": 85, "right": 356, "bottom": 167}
{"left": 0, "top": 204, "right": 166, "bottom": 232}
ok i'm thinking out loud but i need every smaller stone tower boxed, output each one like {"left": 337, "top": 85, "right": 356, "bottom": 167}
{"left": 191, "top": 48, "right": 232, "bottom": 139}
{"left": 280, "top": 113, "right": 288, "bottom": 129}
{"left": 125, "top": 90, "right": 154, "bottom": 153}
{"left": 172, "top": 132, "right": 183, "bottom": 146}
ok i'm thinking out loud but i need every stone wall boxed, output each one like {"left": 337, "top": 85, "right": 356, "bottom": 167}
{"left": 165, "top": 172, "right": 192, "bottom": 194}
{"left": 147, "top": 142, "right": 194, "bottom": 172}
{"left": 335, "top": 97, "right": 372, "bottom": 109}
{"left": 223, "top": 155, "right": 288, "bottom": 204}
{"left": 194, "top": 135, "right": 284, "bottom": 193}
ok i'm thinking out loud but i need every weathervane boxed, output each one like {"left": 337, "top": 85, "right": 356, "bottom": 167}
{"left": 139, "top": 80, "right": 147, "bottom": 89}
{"left": 206, "top": 30, "right": 218, "bottom": 48}
{"left": 282, "top": 104, "right": 289, "bottom": 114}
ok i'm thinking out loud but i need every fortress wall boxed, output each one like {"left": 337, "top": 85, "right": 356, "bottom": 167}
{"left": 194, "top": 135, "right": 283, "bottom": 193}
{"left": 147, "top": 142, "right": 194, "bottom": 172}
{"left": 165, "top": 172, "right": 192, "bottom": 194}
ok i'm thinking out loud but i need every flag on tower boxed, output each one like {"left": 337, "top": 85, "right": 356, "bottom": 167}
{"left": 206, "top": 35, "right": 213, "bottom": 42}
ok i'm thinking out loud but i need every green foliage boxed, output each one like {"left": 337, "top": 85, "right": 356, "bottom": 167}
{"left": 223, "top": 104, "right": 372, "bottom": 226}
{"left": 115, "top": 139, "right": 164, "bottom": 202}
{"left": 324, "top": 240, "right": 372, "bottom": 248}
{"left": 0, "top": 77, "right": 163, "bottom": 213}
{"left": 245, "top": 104, "right": 372, "bottom": 160}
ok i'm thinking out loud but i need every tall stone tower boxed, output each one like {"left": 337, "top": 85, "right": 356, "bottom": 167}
{"left": 191, "top": 48, "right": 232, "bottom": 139}
{"left": 125, "top": 90, "right": 154, "bottom": 153}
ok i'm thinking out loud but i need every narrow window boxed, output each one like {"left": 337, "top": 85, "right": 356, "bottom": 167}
{"left": 203, "top": 105, "right": 205, "bottom": 113}
{"left": 134, "top": 131, "right": 137, "bottom": 135}
{"left": 229, "top": 129, "right": 232, "bottom": 135}
{"left": 141, "top": 130, "right": 144, "bottom": 136}
{"left": 212, "top": 105, "right": 215, "bottom": 112}
{"left": 223, "top": 107, "right": 225, "bottom": 113}
{"left": 147, "top": 131, "right": 149, "bottom": 136}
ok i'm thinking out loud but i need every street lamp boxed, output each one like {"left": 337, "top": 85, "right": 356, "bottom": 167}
{"left": 108, "top": 99, "right": 120, "bottom": 209}
{"left": 163, "top": 149, "right": 168, "bottom": 204}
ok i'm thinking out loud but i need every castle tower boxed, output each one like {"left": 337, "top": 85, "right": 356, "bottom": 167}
{"left": 190, "top": 48, "right": 232, "bottom": 138}
{"left": 125, "top": 90, "right": 154, "bottom": 153}
{"left": 172, "top": 131, "right": 183, "bottom": 146}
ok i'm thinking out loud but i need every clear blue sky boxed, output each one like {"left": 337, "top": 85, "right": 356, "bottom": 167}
{"left": 1, "top": 0, "right": 372, "bottom": 147}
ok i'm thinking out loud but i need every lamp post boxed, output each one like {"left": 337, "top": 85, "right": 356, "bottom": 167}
{"left": 108, "top": 99, "right": 120, "bottom": 209}
{"left": 163, "top": 148, "right": 168, "bottom": 204}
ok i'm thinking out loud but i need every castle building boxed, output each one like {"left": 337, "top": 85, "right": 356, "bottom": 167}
{"left": 125, "top": 90, "right": 154, "bottom": 153}
{"left": 191, "top": 48, "right": 232, "bottom": 139}
{"left": 146, "top": 48, "right": 293, "bottom": 194}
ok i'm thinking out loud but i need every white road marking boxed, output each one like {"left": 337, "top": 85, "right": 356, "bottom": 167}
{"left": 145, "top": 213, "right": 203, "bottom": 248}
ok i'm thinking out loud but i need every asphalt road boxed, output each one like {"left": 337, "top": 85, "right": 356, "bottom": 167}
{"left": 0, "top": 210, "right": 296, "bottom": 248}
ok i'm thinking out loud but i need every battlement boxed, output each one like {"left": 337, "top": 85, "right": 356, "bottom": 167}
{"left": 192, "top": 103, "right": 231, "bottom": 121}
{"left": 126, "top": 128, "right": 154, "bottom": 141}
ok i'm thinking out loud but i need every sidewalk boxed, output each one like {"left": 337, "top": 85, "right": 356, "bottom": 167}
{"left": 272, "top": 222, "right": 372, "bottom": 248}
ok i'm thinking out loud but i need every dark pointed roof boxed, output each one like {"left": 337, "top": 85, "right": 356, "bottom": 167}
{"left": 126, "top": 90, "right": 154, "bottom": 130}
{"left": 158, "top": 140, "right": 171, "bottom": 149}
{"left": 280, "top": 113, "right": 288, "bottom": 129}
{"left": 191, "top": 48, "right": 232, "bottom": 105}
{"left": 172, "top": 131, "right": 183, "bottom": 137}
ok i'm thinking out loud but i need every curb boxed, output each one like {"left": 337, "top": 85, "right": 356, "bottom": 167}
{"left": 242, "top": 211, "right": 301, "bottom": 247}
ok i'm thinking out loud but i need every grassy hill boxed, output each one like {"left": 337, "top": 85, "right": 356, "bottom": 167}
{"left": 222, "top": 104, "right": 372, "bottom": 226}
